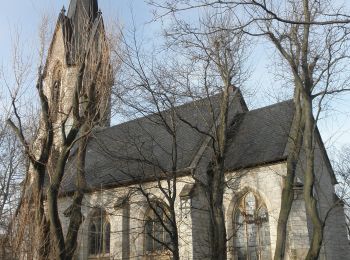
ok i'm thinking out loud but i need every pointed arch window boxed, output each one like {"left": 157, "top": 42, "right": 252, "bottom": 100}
{"left": 88, "top": 208, "right": 110, "bottom": 256}
{"left": 144, "top": 201, "right": 171, "bottom": 256}
{"left": 51, "top": 63, "right": 62, "bottom": 119}
{"left": 233, "top": 192, "right": 271, "bottom": 260}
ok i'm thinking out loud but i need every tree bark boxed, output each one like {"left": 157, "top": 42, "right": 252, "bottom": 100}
{"left": 208, "top": 87, "right": 230, "bottom": 260}
{"left": 208, "top": 163, "right": 227, "bottom": 260}
{"left": 47, "top": 149, "right": 71, "bottom": 260}
{"left": 274, "top": 89, "right": 304, "bottom": 260}
{"left": 65, "top": 133, "right": 88, "bottom": 260}
{"left": 33, "top": 164, "right": 51, "bottom": 260}
{"left": 303, "top": 95, "right": 323, "bottom": 260}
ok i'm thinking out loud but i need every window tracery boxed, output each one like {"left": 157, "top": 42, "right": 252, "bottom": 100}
{"left": 233, "top": 191, "right": 271, "bottom": 260}
{"left": 88, "top": 208, "right": 110, "bottom": 257}
{"left": 51, "top": 63, "right": 62, "bottom": 119}
{"left": 144, "top": 202, "right": 171, "bottom": 257}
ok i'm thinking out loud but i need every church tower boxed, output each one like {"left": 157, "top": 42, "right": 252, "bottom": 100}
{"left": 17, "top": 2, "right": 112, "bottom": 257}
{"left": 42, "top": 0, "right": 112, "bottom": 148}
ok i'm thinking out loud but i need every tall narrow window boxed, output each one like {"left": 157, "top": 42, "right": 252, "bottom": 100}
{"left": 233, "top": 192, "right": 271, "bottom": 260}
{"left": 88, "top": 208, "right": 110, "bottom": 256}
{"left": 144, "top": 202, "right": 171, "bottom": 256}
{"left": 122, "top": 204, "right": 130, "bottom": 259}
{"left": 51, "top": 63, "right": 62, "bottom": 119}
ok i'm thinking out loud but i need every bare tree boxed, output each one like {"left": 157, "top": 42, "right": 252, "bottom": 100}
{"left": 0, "top": 120, "right": 23, "bottom": 228}
{"left": 148, "top": 1, "right": 350, "bottom": 259}
{"left": 105, "top": 7, "right": 250, "bottom": 259}
{"left": 334, "top": 145, "right": 350, "bottom": 238}
{"left": 0, "top": 21, "right": 46, "bottom": 258}
{"left": 241, "top": 2, "right": 350, "bottom": 259}
{"left": 0, "top": 113, "right": 27, "bottom": 259}
{"left": 108, "top": 27, "right": 185, "bottom": 259}
{"left": 160, "top": 10, "right": 250, "bottom": 259}
{"left": 6, "top": 8, "right": 114, "bottom": 260}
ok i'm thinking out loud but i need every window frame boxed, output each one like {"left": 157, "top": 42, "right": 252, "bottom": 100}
{"left": 143, "top": 201, "right": 171, "bottom": 257}
{"left": 88, "top": 208, "right": 111, "bottom": 258}
{"left": 51, "top": 62, "right": 62, "bottom": 119}
{"left": 232, "top": 191, "right": 272, "bottom": 260}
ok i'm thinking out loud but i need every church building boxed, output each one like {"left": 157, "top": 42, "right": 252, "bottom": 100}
{"left": 42, "top": 0, "right": 349, "bottom": 259}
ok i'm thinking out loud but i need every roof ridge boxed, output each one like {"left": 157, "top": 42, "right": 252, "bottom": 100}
{"left": 96, "top": 91, "right": 235, "bottom": 134}
{"left": 103, "top": 96, "right": 292, "bottom": 134}
{"left": 60, "top": 92, "right": 296, "bottom": 194}
{"left": 243, "top": 99, "right": 293, "bottom": 114}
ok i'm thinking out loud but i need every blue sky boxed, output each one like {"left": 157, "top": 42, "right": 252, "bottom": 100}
{"left": 0, "top": 0, "right": 349, "bottom": 155}
{"left": 0, "top": 0, "right": 151, "bottom": 63}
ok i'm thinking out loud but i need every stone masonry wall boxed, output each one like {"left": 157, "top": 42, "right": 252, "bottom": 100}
{"left": 313, "top": 141, "right": 350, "bottom": 259}
{"left": 56, "top": 151, "right": 350, "bottom": 260}
{"left": 58, "top": 176, "right": 195, "bottom": 260}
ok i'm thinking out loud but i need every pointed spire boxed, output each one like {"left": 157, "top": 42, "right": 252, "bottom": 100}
{"left": 67, "top": 0, "right": 99, "bottom": 20}
{"left": 65, "top": 0, "right": 101, "bottom": 64}
{"left": 60, "top": 6, "right": 66, "bottom": 14}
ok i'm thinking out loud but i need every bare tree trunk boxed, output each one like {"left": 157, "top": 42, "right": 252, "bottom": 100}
{"left": 274, "top": 89, "right": 304, "bottom": 260}
{"left": 208, "top": 162, "right": 227, "bottom": 260}
{"left": 208, "top": 86, "right": 231, "bottom": 260}
{"left": 170, "top": 198, "right": 180, "bottom": 260}
{"left": 47, "top": 150, "right": 71, "bottom": 260}
{"left": 303, "top": 95, "right": 323, "bottom": 260}
{"left": 33, "top": 165, "right": 51, "bottom": 259}
{"left": 65, "top": 131, "right": 88, "bottom": 260}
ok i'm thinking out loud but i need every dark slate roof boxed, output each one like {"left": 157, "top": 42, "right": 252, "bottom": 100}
{"left": 59, "top": 97, "right": 338, "bottom": 194}
{"left": 60, "top": 91, "right": 247, "bottom": 194}
{"left": 224, "top": 100, "right": 294, "bottom": 170}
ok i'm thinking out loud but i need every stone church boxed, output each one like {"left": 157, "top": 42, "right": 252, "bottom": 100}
{"left": 42, "top": 0, "right": 349, "bottom": 259}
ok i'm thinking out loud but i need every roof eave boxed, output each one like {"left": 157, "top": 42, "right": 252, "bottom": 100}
{"left": 58, "top": 167, "right": 193, "bottom": 198}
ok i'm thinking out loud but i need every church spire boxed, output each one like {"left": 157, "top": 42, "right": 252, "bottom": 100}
{"left": 67, "top": 0, "right": 99, "bottom": 21}
{"left": 65, "top": 0, "right": 101, "bottom": 63}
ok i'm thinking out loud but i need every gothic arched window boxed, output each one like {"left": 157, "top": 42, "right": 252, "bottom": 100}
{"left": 51, "top": 63, "right": 62, "bottom": 119}
{"left": 233, "top": 192, "right": 272, "bottom": 260}
{"left": 144, "top": 202, "right": 171, "bottom": 255}
{"left": 88, "top": 208, "right": 111, "bottom": 256}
